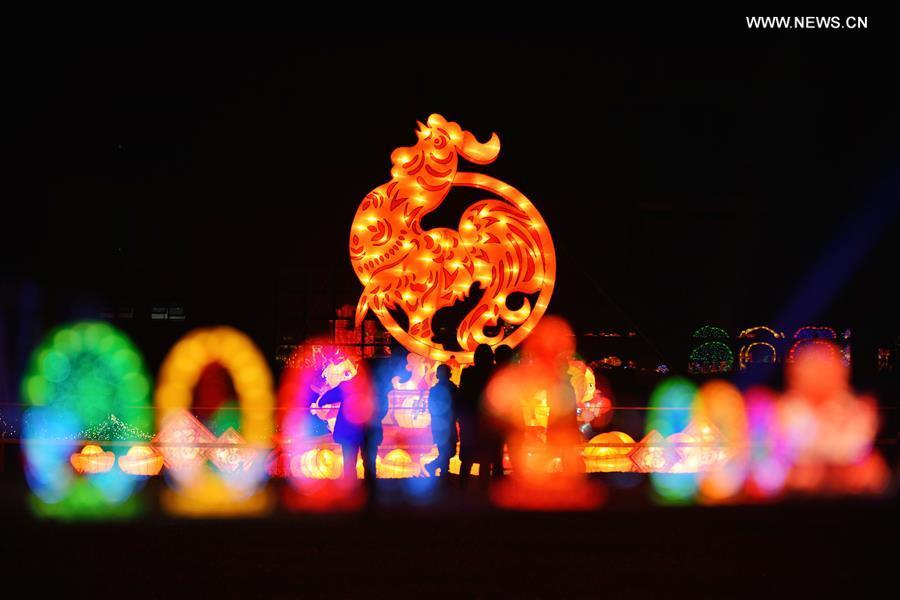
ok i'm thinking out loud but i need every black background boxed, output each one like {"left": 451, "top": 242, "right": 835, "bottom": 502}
{"left": 5, "top": 17, "right": 899, "bottom": 370}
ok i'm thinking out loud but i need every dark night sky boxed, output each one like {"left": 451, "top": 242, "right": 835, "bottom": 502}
{"left": 4, "top": 20, "right": 899, "bottom": 367}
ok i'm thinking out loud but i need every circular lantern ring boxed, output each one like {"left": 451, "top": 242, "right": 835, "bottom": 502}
{"left": 155, "top": 327, "right": 274, "bottom": 444}
{"left": 372, "top": 173, "right": 556, "bottom": 364}
{"left": 155, "top": 327, "right": 275, "bottom": 511}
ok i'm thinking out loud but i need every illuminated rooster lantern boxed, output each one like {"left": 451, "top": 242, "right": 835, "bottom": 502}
{"left": 153, "top": 409, "right": 216, "bottom": 472}
{"left": 629, "top": 430, "right": 679, "bottom": 473}
{"left": 378, "top": 448, "right": 420, "bottom": 478}
{"left": 70, "top": 445, "right": 115, "bottom": 474}
{"left": 209, "top": 427, "right": 255, "bottom": 473}
{"left": 583, "top": 432, "right": 635, "bottom": 473}
{"left": 349, "top": 114, "right": 556, "bottom": 364}
{"left": 292, "top": 447, "right": 343, "bottom": 480}
{"left": 118, "top": 445, "right": 164, "bottom": 476}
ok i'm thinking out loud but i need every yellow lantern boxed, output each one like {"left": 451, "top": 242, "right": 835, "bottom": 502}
{"left": 583, "top": 432, "right": 635, "bottom": 473}
{"left": 390, "top": 391, "right": 431, "bottom": 429}
{"left": 292, "top": 447, "right": 343, "bottom": 480}
{"left": 118, "top": 445, "right": 164, "bottom": 476}
{"left": 378, "top": 449, "right": 420, "bottom": 478}
{"left": 70, "top": 445, "right": 115, "bottom": 474}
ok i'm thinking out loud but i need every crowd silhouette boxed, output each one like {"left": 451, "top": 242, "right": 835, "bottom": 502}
{"left": 317, "top": 339, "right": 584, "bottom": 498}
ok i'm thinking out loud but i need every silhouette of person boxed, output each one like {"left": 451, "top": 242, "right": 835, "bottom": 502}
{"left": 424, "top": 364, "right": 459, "bottom": 477}
{"left": 319, "top": 356, "right": 392, "bottom": 488}
{"left": 491, "top": 344, "right": 519, "bottom": 473}
{"left": 458, "top": 343, "right": 494, "bottom": 485}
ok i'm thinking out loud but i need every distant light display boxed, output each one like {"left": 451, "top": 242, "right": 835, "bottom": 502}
{"left": 688, "top": 341, "right": 734, "bottom": 374}
{"left": 349, "top": 114, "right": 555, "bottom": 363}
{"left": 691, "top": 325, "right": 729, "bottom": 340}
{"left": 739, "top": 342, "right": 777, "bottom": 370}
{"left": 738, "top": 325, "right": 784, "bottom": 339}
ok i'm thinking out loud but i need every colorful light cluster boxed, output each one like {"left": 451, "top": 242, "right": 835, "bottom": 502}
{"left": 688, "top": 341, "right": 734, "bottom": 374}
{"left": 644, "top": 343, "right": 884, "bottom": 504}
{"left": 349, "top": 114, "right": 555, "bottom": 364}
{"left": 21, "top": 322, "right": 153, "bottom": 518}
{"left": 155, "top": 326, "right": 274, "bottom": 516}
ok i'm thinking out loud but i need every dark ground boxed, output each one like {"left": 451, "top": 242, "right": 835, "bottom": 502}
{"left": 2, "top": 477, "right": 896, "bottom": 599}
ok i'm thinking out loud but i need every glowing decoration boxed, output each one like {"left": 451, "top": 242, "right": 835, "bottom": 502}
{"left": 419, "top": 445, "right": 440, "bottom": 475}
{"left": 118, "top": 445, "right": 164, "bottom": 476}
{"left": 378, "top": 448, "right": 420, "bottom": 478}
{"left": 390, "top": 390, "right": 432, "bottom": 429}
{"left": 77, "top": 414, "right": 153, "bottom": 442}
{"left": 788, "top": 339, "right": 841, "bottom": 363}
{"left": 22, "top": 321, "right": 153, "bottom": 433}
{"left": 209, "top": 427, "right": 255, "bottom": 474}
{"left": 688, "top": 341, "right": 733, "bottom": 374}
{"left": 692, "top": 381, "right": 749, "bottom": 502}
{"left": 793, "top": 326, "right": 837, "bottom": 340}
{"left": 292, "top": 447, "right": 343, "bottom": 480}
{"left": 738, "top": 326, "right": 784, "bottom": 339}
{"left": 691, "top": 325, "right": 729, "bottom": 340}
{"left": 738, "top": 341, "right": 777, "bottom": 370}
{"left": 155, "top": 326, "right": 275, "bottom": 516}
{"left": 70, "top": 445, "right": 115, "bottom": 474}
{"left": 349, "top": 114, "right": 555, "bottom": 363}
{"left": 629, "top": 430, "right": 679, "bottom": 473}
{"left": 21, "top": 321, "right": 153, "bottom": 518}
{"left": 153, "top": 410, "right": 216, "bottom": 472}
{"left": 582, "top": 432, "right": 635, "bottom": 473}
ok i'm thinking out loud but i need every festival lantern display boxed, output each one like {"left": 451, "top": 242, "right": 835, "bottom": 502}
{"left": 155, "top": 326, "right": 275, "bottom": 516}
{"left": 582, "top": 432, "right": 635, "bottom": 473}
{"left": 419, "top": 446, "right": 440, "bottom": 475}
{"left": 629, "top": 430, "right": 679, "bottom": 473}
{"left": 21, "top": 321, "right": 154, "bottom": 518}
{"left": 70, "top": 445, "right": 115, "bottom": 474}
{"left": 739, "top": 342, "right": 777, "bottom": 370}
{"left": 349, "top": 114, "right": 555, "bottom": 364}
{"left": 209, "top": 427, "right": 255, "bottom": 474}
{"left": 153, "top": 410, "right": 216, "bottom": 472}
{"left": 293, "top": 447, "right": 343, "bottom": 480}
{"left": 378, "top": 448, "right": 420, "bottom": 478}
{"left": 118, "top": 445, "right": 164, "bottom": 476}
{"left": 390, "top": 390, "right": 432, "bottom": 429}
{"left": 681, "top": 416, "right": 728, "bottom": 470}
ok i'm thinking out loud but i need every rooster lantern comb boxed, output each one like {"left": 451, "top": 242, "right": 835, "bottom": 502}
{"left": 349, "top": 114, "right": 555, "bottom": 364}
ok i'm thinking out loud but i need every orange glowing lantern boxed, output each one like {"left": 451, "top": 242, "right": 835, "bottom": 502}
{"left": 390, "top": 390, "right": 432, "bottom": 429}
{"left": 70, "top": 445, "right": 115, "bottom": 474}
{"left": 681, "top": 416, "right": 728, "bottom": 469}
{"left": 583, "top": 432, "right": 635, "bottom": 473}
{"left": 292, "top": 447, "right": 343, "bottom": 480}
{"left": 118, "top": 445, "right": 164, "bottom": 476}
{"left": 378, "top": 448, "right": 420, "bottom": 478}
{"left": 349, "top": 114, "right": 555, "bottom": 364}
